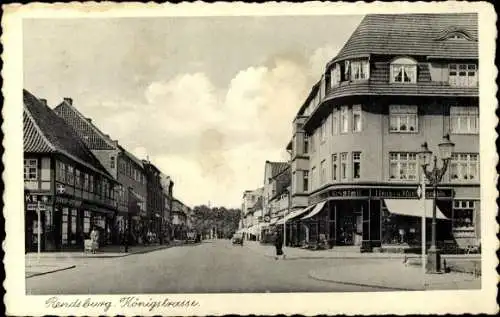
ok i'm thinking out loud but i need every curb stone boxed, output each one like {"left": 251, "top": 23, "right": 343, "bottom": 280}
{"left": 26, "top": 265, "right": 76, "bottom": 279}
{"left": 307, "top": 270, "right": 416, "bottom": 291}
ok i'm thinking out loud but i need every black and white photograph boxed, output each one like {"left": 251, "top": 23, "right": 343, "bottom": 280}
{"left": 2, "top": 2, "right": 498, "bottom": 316}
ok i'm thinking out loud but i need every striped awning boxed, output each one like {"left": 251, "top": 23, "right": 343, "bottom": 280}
{"left": 302, "top": 201, "right": 327, "bottom": 220}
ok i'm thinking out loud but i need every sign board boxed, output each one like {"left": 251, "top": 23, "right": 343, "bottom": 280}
{"left": 416, "top": 184, "right": 423, "bottom": 199}
{"left": 26, "top": 203, "right": 37, "bottom": 211}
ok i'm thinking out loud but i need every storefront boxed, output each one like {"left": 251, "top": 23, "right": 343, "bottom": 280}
{"left": 295, "top": 186, "right": 462, "bottom": 251}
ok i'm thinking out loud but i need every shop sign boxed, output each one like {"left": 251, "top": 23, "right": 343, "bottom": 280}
{"left": 55, "top": 196, "right": 82, "bottom": 207}
{"left": 26, "top": 203, "right": 38, "bottom": 211}
{"left": 371, "top": 188, "right": 453, "bottom": 199}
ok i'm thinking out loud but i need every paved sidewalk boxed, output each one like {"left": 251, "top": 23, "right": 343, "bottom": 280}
{"left": 25, "top": 241, "right": 190, "bottom": 279}
{"left": 308, "top": 262, "right": 481, "bottom": 291}
{"left": 244, "top": 241, "right": 408, "bottom": 259}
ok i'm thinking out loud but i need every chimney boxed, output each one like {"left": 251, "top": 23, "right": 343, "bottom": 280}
{"left": 39, "top": 99, "right": 48, "bottom": 106}
{"left": 86, "top": 118, "right": 92, "bottom": 123}
{"left": 63, "top": 97, "right": 73, "bottom": 106}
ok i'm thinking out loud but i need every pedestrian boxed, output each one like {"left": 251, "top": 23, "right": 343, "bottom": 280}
{"left": 90, "top": 226, "right": 99, "bottom": 254}
{"left": 274, "top": 230, "right": 285, "bottom": 260}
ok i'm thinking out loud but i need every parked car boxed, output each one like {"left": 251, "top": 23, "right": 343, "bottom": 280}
{"left": 232, "top": 233, "right": 244, "bottom": 246}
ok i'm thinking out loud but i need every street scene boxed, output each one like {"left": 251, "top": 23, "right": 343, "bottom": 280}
{"left": 20, "top": 9, "right": 486, "bottom": 298}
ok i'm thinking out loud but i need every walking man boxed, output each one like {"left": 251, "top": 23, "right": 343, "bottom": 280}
{"left": 274, "top": 230, "right": 285, "bottom": 260}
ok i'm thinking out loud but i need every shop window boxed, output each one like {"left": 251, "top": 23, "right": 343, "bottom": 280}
{"left": 453, "top": 200, "right": 475, "bottom": 230}
{"left": 352, "top": 152, "right": 361, "bottom": 179}
{"left": 340, "top": 152, "right": 348, "bottom": 180}
{"left": 390, "top": 57, "right": 417, "bottom": 83}
{"left": 449, "top": 153, "right": 479, "bottom": 182}
{"left": 449, "top": 64, "right": 477, "bottom": 87}
{"left": 389, "top": 152, "right": 418, "bottom": 180}
{"left": 332, "top": 154, "right": 338, "bottom": 181}
{"left": 303, "top": 171, "right": 309, "bottom": 192}
{"left": 70, "top": 209, "right": 77, "bottom": 245}
{"left": 340, "top": 106, "right": 349, "bottom": 133}
{"left": 24, "top": 159, "right": 38, "bottom": 180}
{"left": 352, "top": 105, "right": 362, "bottom": 132}
{"left": 62, "top": 208, "right": 69, "bottom": 245}
{"left": 83, "top": 211, "right": 91, "bottom": 235}
{"left": 389, "top": 105, "right": 418, "bottom": 132}
{"left": 450, "top": 106, "right": 479, "bottom": 134}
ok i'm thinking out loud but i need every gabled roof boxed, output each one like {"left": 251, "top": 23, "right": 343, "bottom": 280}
{"left": 119, "top": 146, "right": 144, "bottom": 168}
{"left": 23, "top": 89, "right": 111, "bottom": 177}
{"left": 54, "top": 100, "right": 117, "bottom": 150}
{"left": 329, "top": 13, "right": 478, "bottom": 65}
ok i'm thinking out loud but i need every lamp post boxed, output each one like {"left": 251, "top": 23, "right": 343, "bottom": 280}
{"left": 417, "top": 134, "right": 455, "bottom": 274}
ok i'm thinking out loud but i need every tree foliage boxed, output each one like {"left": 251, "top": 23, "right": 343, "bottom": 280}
{"left": 191, "top": 205, "right": 241, "bottom": 238}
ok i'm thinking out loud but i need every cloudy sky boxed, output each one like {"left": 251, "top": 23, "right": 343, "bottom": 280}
{"left": 23, "top": 15, "right": 363, "bottom": 208}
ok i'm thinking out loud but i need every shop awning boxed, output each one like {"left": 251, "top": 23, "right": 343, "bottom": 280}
{"left": 276, "top": 217, "right": 285, "bottom": 225}
{"left": 384, "top": 199, "right": 448, "bottom": 220}
{"left": 269, "top": 218, "right": 278, "bottom": 225}
{"left": 301, "top": 201, "right": 327, "bottom": 220}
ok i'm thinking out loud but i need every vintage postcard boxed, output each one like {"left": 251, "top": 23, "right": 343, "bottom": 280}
{"left": 2, "top": 1, "right": 498, "bottom": 316}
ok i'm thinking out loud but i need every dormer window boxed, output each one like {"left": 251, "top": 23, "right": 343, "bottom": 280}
{"left": 390, "top": 57, "right": 417, "bottom": 84}
{"left": 435, "top": 27, "right": 475, "bottom": 42}
{"left": 350, "top": 60, "right": 369, "bottom": 80}
{"left": 449, "top": 64, "right": 477, "bottom": 87}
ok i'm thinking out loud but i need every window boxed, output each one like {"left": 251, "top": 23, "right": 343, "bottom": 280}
{"left": 389, "top": 105, "right": 418, "bottom": 132}
{"left": 340, "top": 106, "right": 349, "bottom": 133}
{"left": 391, "top": 61, "right": 417, "bottom": 83}
{"left": 83, "top": 173, "right": 89, "bottom": 191}
{"left": 449, "top": 64, "right": 477, "bottom": 87}
{"left": 83, "top": 211, "right": 91, "bottom": 234}
{"left": 320, "top": 120, "right": 326, "bottom": 142}
{"left": 311, "top": 167, "right": 317, "bottom": 189}
{"left": 453, "top": 200, "right": 475, "bottom": 229}
{"left": 352, "top": 105, "right": 362, "bottom": 132}
{"left": 110, "top": 156, "right": 115, "bottom": 168}
{"left": 449, "top": 153, "right": 479, "bottom": 181}
{"left": 331, "top": 111, "right": 338, "bottom": 135}
{"left": 450, "top": 106, "right": 479, "bottom": 134}
{"left": 310, "top": 132, "right": 316, "bottom": 153}
{"left": 67, "top": 165, "right": 74, "bottom": 185}
{"left": 56, "top": 161, "right": 66, "bottom": 182}
{"left": 351, "top": 60, "right": 370, "bottom": 80}
{"left": 352, "top": 152, "right": 361, "bottom": 179}
{"left": 304, "top": 135, "right": 309, "bottom": 154}
{"left": 342, "top": 60, "right": 351, "bottom": 81}
{"left": 62, "top": 208, "right": 68, "bottom": 245}
{"left": 389, "top": 152, "right": 418, "bottom": 180}
{"left": 320, "top": 160, "right": 326, "bottom": 184}
{"left": 332, "top": 154, "right": 338, "bottom": 181}
{"left": 303, "top": 171, "right": 309, "bottom": 192}
{"left": 89, "top": 175, "right": 94, "bottom": 193}
{"left": 340, "top": 152, "right": 348, "bottom": 180}
{"left": 24, "top": 159, "right": 37, "bottom": 180}
{"left": 75, "top": 169, "right": 81, "bottom": 188}
{"left": 330, "top": 64, "right": 341, "bottom": 87}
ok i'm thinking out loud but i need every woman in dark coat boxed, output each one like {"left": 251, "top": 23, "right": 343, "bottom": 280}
{"left": 274, "top": 230, "right": 285, "bottom": 260}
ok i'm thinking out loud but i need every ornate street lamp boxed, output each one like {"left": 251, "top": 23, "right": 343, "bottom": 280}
{"left": 417, "top": 134, "right": 455, "bottom": 273}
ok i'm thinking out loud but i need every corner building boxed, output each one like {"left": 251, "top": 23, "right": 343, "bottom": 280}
{"left": 289, "top": 14, "right": 479, "bottom": 252}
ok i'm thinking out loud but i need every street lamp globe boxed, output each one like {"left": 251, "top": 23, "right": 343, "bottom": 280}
{"left": 418, "top": 142, "right": 432, "bottom": 166}
{"left": 438, "top": 134, "right": 455, "bottom": 160}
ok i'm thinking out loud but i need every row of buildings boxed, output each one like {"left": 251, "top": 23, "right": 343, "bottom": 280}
{"left": 240, "top": 13, "right": 480, "bottom": 252}
{"left": 24, "top": 90, "right": 193, "bottom": 252}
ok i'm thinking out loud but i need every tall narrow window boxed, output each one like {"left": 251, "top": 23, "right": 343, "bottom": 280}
{"left": 304, "top": 135, "right": 309, "bottom": 154}
{"left": 331, "top": 111, "right": 338, "bottom": 135}
{"left": 320, "top": 160, "right": 326, "bottom": 184}
{"left": 24, "top": 159, "right": 38, "bottom": 180}
{"left": 75, "top": 169, "right": 81, "bottom": 188}
{"left": 303, "top": 171, "right": 309, "bottom": 192}
{"left": 340, "top": 106, "right": 349, "bottom": 133}
{"left": 450, "top": 106, "right": 479, "bottom": 134}
{"left": 389, "top": 105, "right": 418, "bottom": 132}
{"left": 449, "top": 153, "right": 479, "bottom": 181}
{"left": 320, "top": 120, "right": 326, "bottom": 142}
{"left": 340, "top": 152, "right": 348, "bottom": 180}
{"left": 83, "top": 173, "right": 89, "bottom": 191}
{"left": 352, "top": 152, "right": 361, "bottom": 179}
{"left": 330, "top": 64, "right": 341, "bottom": 87}
{"left": 110, "top": 156, "right": 115, "bottom": 168}
{"left": 332, "top": 154, "right": 338, "bottom": 181}
{"left": 310, "top": 132, "right": 316, "bottom": 153}
{"left": 352, "top": 105, "right": 362, "bottom": 132}
{"left": 311, "top": 167, "right": 316, "bottom": 189}
{"left": 67, "top": 165, "right": 74, "bottom": 186}
{"left": 89, "top": 175, "right": 94, "bottom": 193}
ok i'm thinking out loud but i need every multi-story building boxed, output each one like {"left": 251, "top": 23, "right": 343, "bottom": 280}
{"left": 24, "top": 90, "right": 118, "bottom": 251}
{"left": 143, "top": 160, "right": 164, "bottom": 239}
{"left": 172, "top": 198, "right": 188, "bottom": 240}
{"left": 241, "top": 187, "right": 264, "bottom": 239}
{"left": 287, "top": 13, "right": 479, "bottom": 251}
{"left": 54, "top": 98, "right": 148, "bottom": 244}
{"left": 262, "top": 161, "right": 290, "bottom": 220}
{"left": 160, "top": 173, "right": 174, "bottom": 240}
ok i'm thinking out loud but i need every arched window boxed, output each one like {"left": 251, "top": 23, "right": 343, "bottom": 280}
{"left": 390, "top": 57, "right": 417, "bottom": 84}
